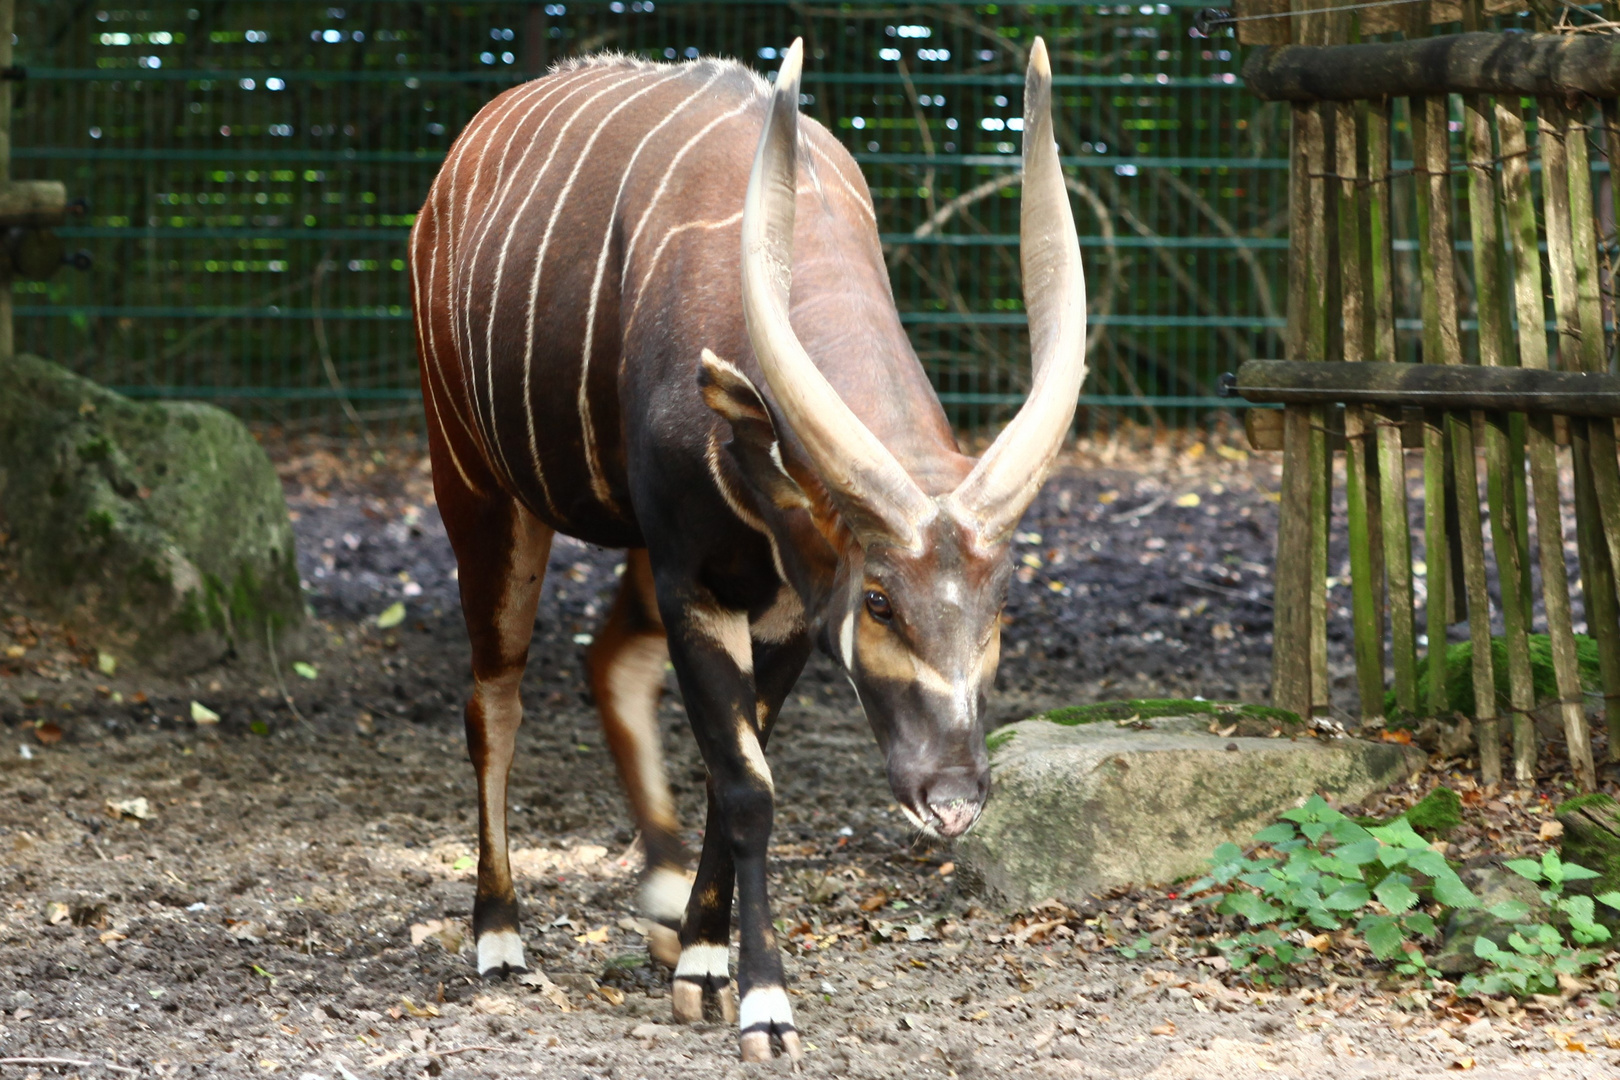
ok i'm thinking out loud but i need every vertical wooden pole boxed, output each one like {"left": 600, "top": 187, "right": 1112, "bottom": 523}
{"left": 1305, "top": 3, "right": 1333, "bottom": 719}
{"left": 1368, "top": 99, "right": 1420, "bottom": 720}
{"left": 1411, "top": 95, "right": 1455, "bottom": 718}
{"left": 1502, "top": 97, "right": 1592, "bottom": 789}
{"left": 1496, "top": 99, "right": 1548, "bottom": 781}
{"left": 0, "top": 0, "right": 13, "bottom": 363}
{"left": 1564, "top": 100, "right": 1620, "bottom": 764}
{"left": 1339, "top": 98, "right": 1384, "bottom": 724}
{"left": 1461, "top": 30, "right": 1528, "bottom": 786}
{"left": 1272, "top": 0, "right": 1328, "bottom": 720}
{"left": 1547, "top": 99, "right": 1620, "bottom": 774}
{"left": 1414, "top": 88, "right": 1497, "bottom": 777}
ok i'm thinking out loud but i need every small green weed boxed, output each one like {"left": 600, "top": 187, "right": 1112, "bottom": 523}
{"left": 1186, "top": 795, "right": 1474, "bottom": 984}
{"left": 1189, "top": 795, "right": 1620, "bottom": 1004}
{"left": 1457, "top": 851, "right": 1620, "bottom": 999}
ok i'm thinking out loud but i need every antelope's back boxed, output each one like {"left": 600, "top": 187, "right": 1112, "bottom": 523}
{"left": 409, "top": 57, "right": 789, "bottom": 545}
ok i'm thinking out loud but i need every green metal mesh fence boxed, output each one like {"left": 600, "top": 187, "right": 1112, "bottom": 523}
{"left": 16, "top": 1, "right": 1286, "bottom": 436}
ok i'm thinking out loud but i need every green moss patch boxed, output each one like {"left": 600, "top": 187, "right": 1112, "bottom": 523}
{"left": 1036, "top": 698, "right": 1302, "bottom": 735}
{"left": 1399, "top": 785, "right": 1463, "bottom": 839}
{"left": 1386, "top": 634, "right": 1601, "bottom": 727}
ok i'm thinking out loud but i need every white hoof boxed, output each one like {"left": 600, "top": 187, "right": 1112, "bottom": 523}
{"left": 476, "top": 929, "right": 527, "bottom": 976}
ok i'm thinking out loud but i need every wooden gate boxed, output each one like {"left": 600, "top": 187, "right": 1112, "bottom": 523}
{"left": 1223, "top": 1, "right": 1620, "bottom": 790}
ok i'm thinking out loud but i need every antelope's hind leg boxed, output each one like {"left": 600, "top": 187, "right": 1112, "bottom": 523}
{"left": 586, "top": 549, "right": 687, "bottom": 967}
{"left": 435, "top": 465, "right": 553, "bottom": 977}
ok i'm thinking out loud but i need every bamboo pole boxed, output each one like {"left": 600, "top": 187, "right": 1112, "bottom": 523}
{"left": 1496, "top": 98, "right": 1549, "bottom": 782}
{"left": 1411, "top": 95, "right": 1456, "bottom": 719}
{"left": 1368, "top": 99, "right": 1420, "bottom": 720}
{"left": 1338, "top": 98, "right": 1384, "bottom": 724}
{"left": 1460, "top": 31, "right": 1528, "bottom": 786}
{"left": 1544, "top": 99, "right": 1620, "bottom": 777}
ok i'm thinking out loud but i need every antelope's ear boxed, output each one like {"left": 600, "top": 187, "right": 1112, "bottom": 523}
{"left": 699, "top": 349, "right": 811, "bottom": 512}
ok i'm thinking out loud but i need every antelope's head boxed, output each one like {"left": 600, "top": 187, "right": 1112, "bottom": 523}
{"left": 703, "top": 38, "right": 1086, "bottom": 839}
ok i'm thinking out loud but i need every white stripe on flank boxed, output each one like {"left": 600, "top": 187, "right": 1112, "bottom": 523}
{"left": 411, "top": 204, "right": 485, "bottom": 491}
{"left": 484, "top": 69, "right": 648, "bottom": 512}
{"left": 538, "top": 67, "right": 689, "bottom": 510}
{"left": 437, "top": 90, "right": 523, "bottom": 459}
{"left": 486, "top": 69, "right": 651, "bottom": 514}
{"left": 622, "top": 211, "right": 743, "bottom": 341}
{"left": 446, "top": 80, "right": 559, "bottom": 458}
{"left": 465, "top": 70, "right": 616, "bottom": 495}
{"left": 578, "top": 67, "right": 725, "bottom": 508}
{"left": 620, "top": 97, "right": 756, "bottom": 292}
{"left": 805, "top": 134, "right": 878, "bottom": 224}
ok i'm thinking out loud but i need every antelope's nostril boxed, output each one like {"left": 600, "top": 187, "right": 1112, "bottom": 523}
{"left": 928, "top": 798, "right": 981, "bottom": 838}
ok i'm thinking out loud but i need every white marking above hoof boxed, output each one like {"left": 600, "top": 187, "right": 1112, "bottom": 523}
{"left": 476, "top": 929, "right": 527, "bottom": 976}
{"left": 738, "top": 987, "right": 800, "bottom": 1061}
{"left": 640, "top": 866, "right": 692, "bottom": 925}
{"left": 673, "top": 942, "right": 730, "bottom": 983}
{"left": 738, "top": 986, "right": 795, "bottom": 1034}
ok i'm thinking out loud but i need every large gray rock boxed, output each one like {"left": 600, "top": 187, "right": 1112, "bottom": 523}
{"left": 0, "top": 354, "right": 305, "bottom": 673}
{"left": 957, "top": 712, "right": 1426, "bottom": 908}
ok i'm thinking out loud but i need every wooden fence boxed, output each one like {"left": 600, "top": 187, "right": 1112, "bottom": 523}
{"left": 1225, "top": 0, "right": 1620, "bottom": 790}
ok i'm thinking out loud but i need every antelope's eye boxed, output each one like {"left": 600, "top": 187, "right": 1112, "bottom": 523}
{"left": 864, "top": 590, "right": 893, "bottom": 622}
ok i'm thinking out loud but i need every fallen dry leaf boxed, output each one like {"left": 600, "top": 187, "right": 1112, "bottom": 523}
{"left": 1304, "top": 933, "right": 1333, "bottom": 953}
{"left": 600, "top": 985, "right": 626, "bottom": 1006}
{"left": 409, "top": 919, "right": 467, "bottom": 955}
{"left": 1538, "top": 819, "right": 1564, "bottom": 842}
{"left": 33, "top": 722, "right": 62, "bottom": 745}
{"left": 105, "top": 797, "right": 152, "bottom": 821}
{"left": 1150, "top": 1022, "right": 1177, "bottom": 1037}
{"left": 574, "top": 925, "right": 610, "bottom": 945}
{"left": 98, "top": 930, "right": 126, "bottom": 945}
{"left": 471, "top": 994, "right": 518, "bottom": 1017}
{"left": 1379, "top": 729, "right": 1414, "bottom": 745}
{"left": 859, "top": 891, "right": 890, "bottom": 913}
{"left": 399, "top": 996, "right": 439, "bottom": 1019}
{"left": 44, "top": 901, "right": 70, "bottom": 926}
{"left": 938, "top": 861, "right": 955, "bottom": 877}
{"left": 1449, "top": 1057, "right": 1474, "bottom": 1070}
{"left": 518, "top": 970, "right": 573, "bottom": 1012}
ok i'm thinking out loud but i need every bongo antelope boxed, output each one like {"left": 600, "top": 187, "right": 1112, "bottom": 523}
{"left": 408, "top": 38, "right": 1085, "bottom": 1061}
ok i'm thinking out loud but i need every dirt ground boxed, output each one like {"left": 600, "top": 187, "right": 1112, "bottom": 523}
{"left": 2, "top": 438, "right": 1619, "bottom": 1078}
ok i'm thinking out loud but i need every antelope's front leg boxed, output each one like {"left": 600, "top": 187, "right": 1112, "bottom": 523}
{"left": 664, "top": 594, "right": 801, "bottom": 1062}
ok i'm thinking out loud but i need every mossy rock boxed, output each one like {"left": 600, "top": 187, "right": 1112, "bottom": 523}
{"left": 1029, "top": 698, "right": 1302, "bottom": 737}
{"left": 1555, "top": 792, "right": 1620, "bottom": 928}
{"left": 1398, "top": 785, "right": 1463, "bottom": 839}
{"left": 0, "top": 354, "right": 306, "bottom": 673}
{"left": 1386, "top": 634, "right": 1601, "bottom": 727}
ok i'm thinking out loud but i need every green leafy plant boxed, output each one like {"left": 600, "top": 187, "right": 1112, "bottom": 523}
{"left": 1457, "top": 850, "right": 1620, "bottom": 999}
{"left": 1186, "top": 795, "right": 1477, "bottom": 984}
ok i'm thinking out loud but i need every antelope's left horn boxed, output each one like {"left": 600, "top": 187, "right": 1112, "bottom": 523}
{"left": 945, "top": 37, "right": 1088, "bottom": 545}
{"left": 739, "top": 38, "right": 937, "bottom": 549}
